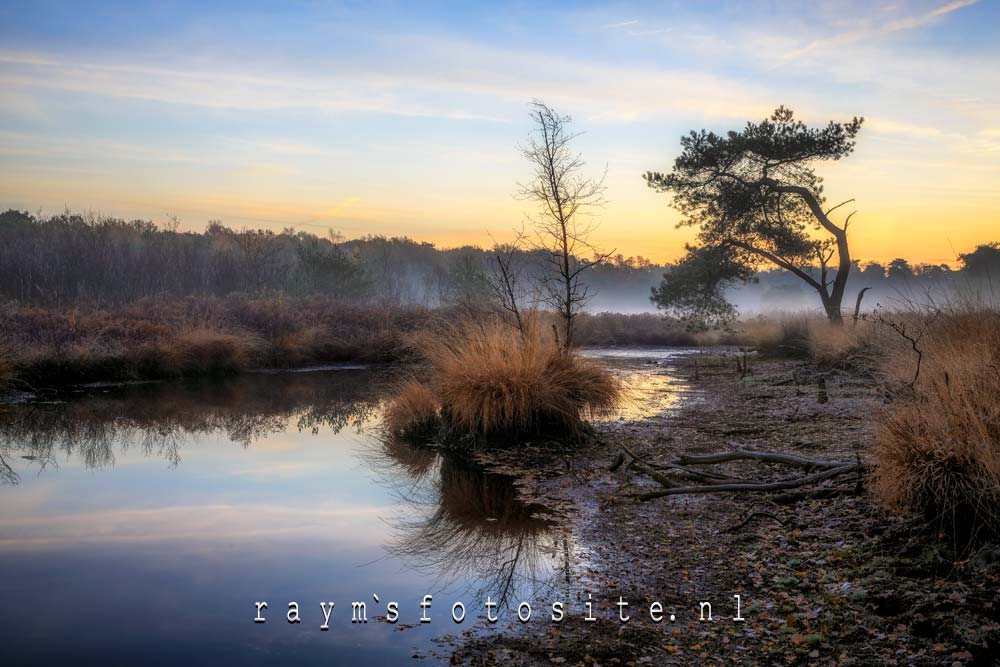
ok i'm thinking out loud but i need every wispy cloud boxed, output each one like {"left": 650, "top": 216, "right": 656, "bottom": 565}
{"left": 602, "top": 19, "right": 639, "bottom": 29}
{"left": 0, "top": 41, "right": 773, "bottom": 125}
{"left": 625, "top": 28, "right": 672, "bottom": 37}
{"left": 784, "top": 0, "right": 979, "bottom": 58}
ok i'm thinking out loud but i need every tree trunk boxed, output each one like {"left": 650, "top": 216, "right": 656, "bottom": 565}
{"left": 820, "top": 291, "right": 844, "bottom": 325}
{"left": 825, "top": 297, "right": 844, "bottom": 324}
{"left": 826, "top": 227, "right": 851, "bottom": 325}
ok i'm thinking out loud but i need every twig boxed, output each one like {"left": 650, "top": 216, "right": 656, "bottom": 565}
{"left": 723, "top": 511, "right": 787, "bottom": 533}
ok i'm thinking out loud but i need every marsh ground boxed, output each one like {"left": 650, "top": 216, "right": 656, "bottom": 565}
{"left": 451, "top": 353, "right": 1000, "bottom": 666}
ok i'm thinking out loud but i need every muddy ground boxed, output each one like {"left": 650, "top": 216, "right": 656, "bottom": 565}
{"left": 451, "top": 353, "right": 999, "bottom": 666}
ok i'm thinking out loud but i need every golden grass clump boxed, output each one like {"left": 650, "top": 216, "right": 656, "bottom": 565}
{"left": 391, "top": 319, "right": 620, "bottom": 439}
{"left": 806, "top": 319, "right": 868, "bottom": 365}
{"left": 166, "top": 328, "right": 259, "bottom": 375}
{"left": 384, "top": 380, "right": 441, "bottom": 439}
{"left": 743, "top": 314, "right": 870, "bottom": 365}
{"left": 871, "top": 309, "right": 1000, "bottom": 536}
{"left": 745, "top": 315, "right": 812, "bottom": 358}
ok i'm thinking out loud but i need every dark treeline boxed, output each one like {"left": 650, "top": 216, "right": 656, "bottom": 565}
{"left": 1, "top": 209, "right": 996, "bottom": 313}
{"left": 0, "top": 209, "right": 662, "bottom": 311}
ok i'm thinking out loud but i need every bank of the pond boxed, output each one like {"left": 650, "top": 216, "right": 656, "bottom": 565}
{"left": 449, "top": 353, "right": 1000, "bottom": 666}
{"left": 0, "top": 297, "right": 750, "bottom": 391}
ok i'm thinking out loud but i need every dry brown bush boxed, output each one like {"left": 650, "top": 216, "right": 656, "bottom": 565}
{"left": 741, "top": 313, "right": 871, "bottom": 365}
{"left": 871, "top": 308, "right": 1000, "bottom": 537}
{"left": 384, "top": 380, "right": 441, "bottom": 439}
{"left": 744, "top": 315, "right": 812, "bottom": 358}
{"left": 394, "top": 318, "right": 620, "bottom": 438}
{"left": 169, "top": 328, "right": 260, "bottom": 374}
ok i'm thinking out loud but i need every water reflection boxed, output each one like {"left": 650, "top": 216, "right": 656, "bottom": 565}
{"left": 0, "top": 368, "right": 577, "bottom": 656}
{"left": 0, "top": 354, "right": 677, "bottom": 663}
{"left": 375, "top": 438, "right": 573, "bottom": 608}
{"left": 0, "top": 371, "right": 382, "bottom": 484}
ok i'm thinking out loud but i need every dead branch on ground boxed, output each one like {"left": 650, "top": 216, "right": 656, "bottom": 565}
{"left": 605, "top": 437, "right": 864, "bottom": 504}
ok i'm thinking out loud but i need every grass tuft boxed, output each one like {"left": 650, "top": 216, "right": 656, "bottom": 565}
{"left": 389, "top": 318, "right": 621, "bottom": 440}
{"left": 745, "top": 315, "right": 812, "bottom": 358}
{"left": 871, "top": 308, "right": 1000, "bottom": 539}
{"left": 384, "top": 380, "right": 441, "bottom": 439}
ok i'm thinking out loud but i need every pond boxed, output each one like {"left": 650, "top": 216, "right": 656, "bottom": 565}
{"left": 0, "top": 349, "right": 694, "bottom": 665}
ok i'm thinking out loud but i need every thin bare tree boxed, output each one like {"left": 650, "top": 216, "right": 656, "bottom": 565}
{"left": 486, "top": 228, "right": 530, "bottom": 336}
{"left": 517, "top": 100, "right": 613, "bottom": 351}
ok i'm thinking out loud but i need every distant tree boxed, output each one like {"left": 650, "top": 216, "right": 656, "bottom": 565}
{"left": 444, "top": 250, "right": 492, "bottom": 311}
{"left": 913, "top": 263, "right": 950, "bottom": 280}
{"left": 887, "top": 258, "right": 914, "bottom": 282}
{"left": 518, "top": 100, "right": 613, "bottom": 349}
{"left": 486, "top": 230, "right": 531, "bottom": 335}
{"left": 650, "top": 244, "right": 754, "bottom": 328}
{"left": 645, "top": 107, "right": 864, "bottom": 324}
{"left": 958, "top": 242, "right": 1000, "bottom": 279}
{"left": 860, "top": 261, "right": 886, "bottom": 282}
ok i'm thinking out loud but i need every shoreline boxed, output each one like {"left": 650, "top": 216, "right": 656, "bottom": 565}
{"left": 452, "top": 352, "right": 999, "bottom": 666}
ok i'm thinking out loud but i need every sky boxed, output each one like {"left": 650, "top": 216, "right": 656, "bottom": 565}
{"left": 1, "top": 0, "right": 998, "bottom": 265}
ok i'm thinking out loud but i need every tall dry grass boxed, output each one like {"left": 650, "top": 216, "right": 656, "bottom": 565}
{"left": 388, "top": 318, "right": 621, "bottom": 440}
{"left": 384, "top": 380, "right": 441, "bottom": 439}
{"left": 0, "top": 296, "right": 728, "bottom": 387}
{"left": 744, "top": 314, "right": 871, "bottom": 365}
{"left": 871, "top": 308, "right": 1000, "bottom": 537}
{"left": 0, "top": 296, "right": 425, "bottom": 385}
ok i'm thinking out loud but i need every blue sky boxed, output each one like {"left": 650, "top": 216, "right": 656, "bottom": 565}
{"left": 1, "top": 0, "right": 998, "bottom": 262}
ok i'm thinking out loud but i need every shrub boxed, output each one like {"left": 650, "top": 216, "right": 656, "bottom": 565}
{"left": 741, "top": 314, "right": 870, "bottom": 365}
{"left": 871, "top": 309, "right": 1000, "bottom": 538}
{"left": 395, "top": 319, "right": 620, "bottom": 439}
{"left": 384, "top": 380, "right": 440, "bottom": 439}
{"left": 168, "top": 328, "right": 259, "bottom": 375}
{"left": 806, "top": 319, "right": 870, "bottom": 366}
{"left": 746, "top": 315, "right": 812, "bottom": 358}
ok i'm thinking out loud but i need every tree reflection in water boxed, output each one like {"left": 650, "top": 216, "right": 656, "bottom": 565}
{"left": 0, "top": 369, "right": 580, "bottom": 611}
{"left": 0, "top": 370, "right": 383, "bottom": 484}
{"left": 374, "top": 435, "right": 576, "bottom": 610}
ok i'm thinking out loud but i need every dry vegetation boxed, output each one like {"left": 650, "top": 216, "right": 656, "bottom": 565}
{"left": 571, "top": 311, "right": 747, "bottom": 347}
{"left": 385, "top": 318, "right": 621, "bottom": 442}
{"left": 383, "top": 380, "right": 441, "bottom": 440}
{"left": 743, "top": 314, "right": 868, "bottom": 363}
{"left": 0, "top": 298, "right": 717, "bottom": 391}
{"left": 871, "top": 308, "right": 1000, "bottom": 538}
{"left": 741, "top": 306, "right": 1000, "bottom": 540}
{"left": 0, "top": 296, "right": 428, "bottom": 387}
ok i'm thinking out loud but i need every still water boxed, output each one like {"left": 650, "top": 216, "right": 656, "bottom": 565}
{"left": 0, "top": 350, "right": 692, "bottom": 665}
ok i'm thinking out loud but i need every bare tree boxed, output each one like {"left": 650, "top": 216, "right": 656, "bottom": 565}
{"left": 517, "top": 100, "right": 612, "bottom": 351}
{"left": 486, "top": 228, "right": 530, "bottom": 336}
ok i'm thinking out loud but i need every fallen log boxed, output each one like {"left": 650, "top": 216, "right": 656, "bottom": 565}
{"left": 675, "top": 448, "right": 851, "bottom": 470}
{"left": 633, "top": 463, "right": 861, "bottom": 501}
{"left": 612, "top": 443, "right": 749, "bottom": 485}
{"left": 600, "top": 433, "right": 864, "bottom": 504}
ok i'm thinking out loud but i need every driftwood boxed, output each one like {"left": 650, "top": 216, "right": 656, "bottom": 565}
{"left": 608, "top": 439, "right": 864, "bottom": 504}
{"left": 633, "top": 463, "right": 861, "bottom": 501}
